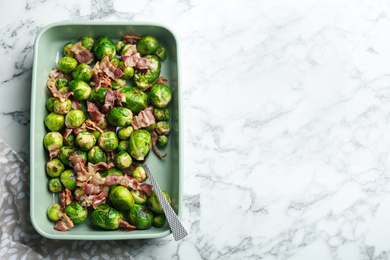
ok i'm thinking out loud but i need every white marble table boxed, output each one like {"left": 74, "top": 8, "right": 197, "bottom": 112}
{"left": 1, "top": 0, "right": 390, "bottom": 259}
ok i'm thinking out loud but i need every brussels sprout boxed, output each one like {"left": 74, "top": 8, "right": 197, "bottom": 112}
{"left": 109, "top": 186, "right": 134, "bottom": 211}
{"left": 49, "top": 178, "right": 63, "bottom": 192}
{"left": 111, "top": 78, "right": 126, "bottom": 90}
{"left": 100, "top": 168, "right": 123, "bottom": 190}
{"left": 87, "top": 87, "right": 109, "bottom": 107}
{"left": 130, "top": 189, "right": 148, "bottom": 205}
{"left": 118, "top": 86, "right": 148, "bottom": 114}
{"left": 58, "top": 146, "right": 87, "bottom": 166}
{"left": 80, "top": 36, "right": 94, "bottom": 51}
{"left": 75, "top": 132, "right": 96, "bottom": 151}
{"left": 43, "top": 132, "right": 63, "bottom": 150}
{"left": 153, "top": 214, "right": 167, "bottom": 228}
{"left": 147, "top": 190, "right": 171, "bottom": 214}
{"left": 156, "top": 121, "right": 171, "bottom": 135}
{"left": 46, "top": 97, "right": 56, "bottom": 112}
{"left": 69, "top": 80, "right": 91, "bottom": 101}
{"left": 128, "top": 130, "right": 151, "bottom": 161}
{"left": 155, "top": 46, "right": 167, "bottom": 61}
{"left": 98, "top": 131, "right": 119, "bottom": 152}
{"left": 154, "top": 108, "right": 170, "bottom": 121}
{"left": 118, "top": 61, "right": 134, "bottom": 79}
{"left": 128, "top": 204, "right": 153, "bottom": 230}
{"left": 118, "top": 126, "right": 133, "bottom": 140}
{"left": 47, "top": 203, "right": 62, "bottom": 221}
{"left": 58, "top": 86, "right": 69, "bottom": 93}
{"left": 58, "top": 56, "right": 78, "bottom": 74}
{"left": 87, "top": 146, "right": 107, "bottom": 164}
{"left": 56, "top": 78, "right": 69, "bottom": 88}
{"left": 137, "top": 35, "right": 159, "bottom": 56}
{"left": 107, "top": 107, "right": 133, "bottom": 127}
{"left": 90, "top": 204, "right": 124, "bottom": 230}
{"left": 157, "top": 135, "right": 168, "bottom": 147}
{"left": 64, "top": 132, "right": 75, "bottom": 146}
{"left": 60, "top": 169, "right": 77, "bottom": 191}
{"left": 46, "top": 158, "right": 65, "bottom": 178}
{"left": 89, "top": 130, "right": 100, "bottom": 141}
{"left": 117, "top": 141, "right": 129, "bottom": 152}
{"left": 115, "top": 41, "right": 125, "bottom": 53}
{"left": 110, "top": 58, "right": 120, "bottom": 67}
{"left": 144, "top": 122, "right": 156, "bottom": 132}
{"left": 113, "top": 151, "right": 132, "bottom": 170}
{"left": 93, "top": 37, "right": 116, "bottom": 60}
{"left": 133, "top": 55, "right": 161, "bottom": 90}
{"left": 149, "top": 84, "right": 172, "bottom": 108}
{"left": 131, "top": 166, "right": 147, "bottom": 183}
{"left": 44, "top": 112, "right": 65, "bottom": 132}
{"left": 64, "top": 42, "right": 75, "bottom": 57}
{"left": 64, "top": 201, "right": 88, "bottom": 224}
{"left": 72, "top": 63, "right": 93, "bottom": 82}
{"left": 53, "top": 99, "right": 72, "bottom": 115}
{"left": 65, "top": 110, "right": 85, "bottom": 129}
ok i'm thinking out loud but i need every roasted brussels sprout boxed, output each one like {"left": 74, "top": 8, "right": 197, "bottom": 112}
{"left": 58, "top": 146, "right": 87, "bottom": 166}
{"left": 63, "top": 132, "right": 75, "bottom": 146}
{"left": 64, "top": 201, "right": 88, "bottom": 224}
{"left": 130, "top": 189, "right": 148, "bottom": 205}
{"left": 87, "top": 87, "right": 109, "bottom": 107}
{"left": 149, "top": 84, "right": 172, "bottom": 108}
{"left": 119, "top": 61, "right": 134, "bottom": 79}
{"left": 43, "top": 132, "right": 63, "bottom": 150}
{"left": 109, "top": 186, "right": 134, "bottom": 211}
{"left": 90, "top": 130, "right": 101, "bottom": 141}
{"left": 153, "top": 108, "right": 170, "bottom": 121}
{"left": 111, "top": 78, "right": 126, "bottom": 90}
{"left": 113, "top": 151, "right": 132, "bottom": 170}
{"left": 64, "top": 42, "right": 75, "bottom": 57}
{"left": 133, "top": 55, "right": 161, "bottom": 90}
{"left": 56, "top": 78, "right": 69, "bottom": 88}
{"left": 128, "top": 130, "right": 151, "bottom": 161}
{"left": 60, "top": 169, "right": 77, "bottom": 191}
{"left": 107, "top": 107, "right": 133, "bottom": 127}
{"left": 46, "top": 97, "right": 56, "bottom": 112}
{"left": 69, "top": 80, "right": 91, "bottom": 101}
{"left": 157, "top": 135, "right": 168, "bottom": 147}
{"left": 143, "top": 122, "right": 156, "bottom": 132}
{"left": 44, "top": 112, "right": 65, "bottom": 132}
{"left": 118, "top": 126, "right": 133, "bottom": 140}
{"left": 75, "top": 132, "right": 96, "bottom": 151}
{"left": 119, "top": 86, "right": 148, "bottom": 114}
{"left": 146, "top": 190, "right": 171, "bottom": 214}
{"left": 155, "top": 46, "right": 167, "bottom": 61}
{"left": 131, "top": 166, "right": 147, "bottom": 183}
{"left": 156, "top": 121, "right": 171, "bottom": 135}
{"left": 90, "top": 204, "right": 123, "bottom": 230}
{"left": 110, "top": 58, "right": 120, "bottom": 67}
{"left": 87, "top": 146, "right": 107, "bottom": 164}
{"left": 53, "top": 98, "right": 72, "bottom": 115}
{"left": 153, "top": 214, "right": 167, "bottom": 228}
{"left": 117, "top": 141, "right": 129, "bottom": 152}
{"left": 65, "top": 110, "right": 85, "bottom": 129}
{"left": 80, "top": 36, "right": 94, "bottom": 51}
{"left": 46, "top": 158, "right": 65, "bottom": 178}
{"left": 137, "top": 35, "right": 159, "bottom": 56}
{"left": 115, "top": 41, "right": 125, "bottom": 53}
{"left": 93, "top": 37, "right": 116, "bottom": 60}
{"left": 58, "top": 56, "right": 78, "bottom": 74}
{"left": 47, "top": 203, "right": 61, "bottom": 221}
{"left": 72, "top": 63, "right": 93, "bottom": 82}
{"left": 98, "top": 131, "right": 119, "bottom": 152}
{"left": 128, "top": 204, "right": 153, "bottom": 230}
{"left": 49, "top": 178, "right": 63, "bottom": 192}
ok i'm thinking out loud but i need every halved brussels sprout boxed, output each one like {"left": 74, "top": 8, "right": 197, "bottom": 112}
{"left": 146, "top": 190, "right": 171, "bottom": 214}
{"left": 65, "top": 110, "right": 85, "bottom": 129}
{"left": 80, "top": 36, "right": 94, "bottom": 51}
{"left": 98, "top": 131, "right": 119, "bottom": 152}
{"left": 46, "top": 97, "right": 56, "bottom": 112}
{"left": 44, "top": 113, "right": 65, "bottom": 132}
{"left": 69, "top": 80, "right": 91, "bottom": 101}
{"left": 46, "top": 158, "right": 65, "bottom": 178}
{"left": 64, "top": 201, "right": 88, "bottom": 224}
{"left": 58, "top": 146, "right": 87, "bottom": 166}
{"left": 118, "top": 86, "right": 148, "bottom": 114}
{"left": 43, "top": 132, "right": 63, "bottom": 150}
{"left": 64, "top": 42, "right": 75, "bottom": 57}
{"left": 149, "top": 84, "right": 172, "bottom": 108}
{"left": 128, "top": 204, "right": 153, "bottom": 230}
{"left": 131, "top": 189, "right": 148, "bottom": 205}
{"left": 58, "top": 56, "right": 78, "bottom": 74}
{"left": 90, "top": 204, "right": 124, "bottom": 230}
{"left": 128, "top": 130, "right": 151, "bottom": 161}
{"left": 153, "top": 214, "right": 167, "bottom": 228}
{"left": 133, "top": 55, "right": 161, "bottom": 90}
{"left": 155, "top": 46, "right": 167, "bottom": 61}
{"left": 154, "top": 108, "right": 170, "bottom": 121}
{"left": 49, "top": 178, "right": 63, "bottom": 192}
{"left": 56, "top": 78, "right": 69, "bottom": 88}
{"left": 75, "top": 131, "right": 96, "bottom": 151}
{"left": 93, "top": 37, "right": 116, "bottom": 60}
{"left": 47, "top": 203, "right": 62, "bottom": 221}
{"left": 87, "top": 146, "right": 107, "bottom": 164}
{"left": 117, "top": 141, "right": 129, "bottom": 152}
{"left": 157, "top": 135, "right": 168, "bottom": 147}
{"left": 107, "top": 107, "right": 133, "bottom": 127}
{"left": 87, "top": 87, "right": 109, "bottom": 107}
{"left": 109, "top": 186, "right": 134, "bottom": 211}
{"left": 156, "top": 121, "right": 171, "bottom": 135}
{"left": 60, "top": 169, "right": 77, "bottom": 191}
{"left": 137, "top": 35, "right": 159, "bottom": 56}
{"left": 118, "top": 126, "right": 133, "bottom": 140}
{"left": 131, "top": 166, "right": 147, "bottom": 183}
{"left": 53, "top": 99, "right": 72, "bottom": 115}
{"left": 113, "top": 151, "right": 132, "bottom": 170}
{"left": 72, "top": 63, "right": 93, "bottom": 82}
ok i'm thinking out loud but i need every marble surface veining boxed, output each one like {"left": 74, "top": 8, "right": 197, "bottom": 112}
{"left": 1, "top": 0, "right": 390, "bottom": 259}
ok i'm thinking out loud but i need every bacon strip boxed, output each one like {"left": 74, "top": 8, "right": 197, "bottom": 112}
{"left": 122, "top": 44, "right": 141, "bottom": 67}
{"left": 70, "top": 42, "right": 94, "bottom": 64}
{"left": 63, "top": 128, "right": 73, "bottom": 140}
{"left": 131, "top": 107, "right": 155, "bottom": 130}
{"left": 122, "top": 163, "right": 138, "bottom": 176}
{"left": 54, "top": 212, "right": 74, "bottom": 231}
{"left": 120, "top": 220, "right": 137, "bottom": 230}
{"left": 70, "top": 99, "right": 82, "bottom": 110}
{"left": 91, "top": 62, "right": 112, "bottom": 91}
{"left": 85, "top": 119, "right": 104, "bottom": 133}
{"left": 73, "top": 123, "right": 86, "bottom": 135}
{"left": 135, "top": 57, "right": 159, "bottom": 72}
{"left": 104, "top": 174, "right": 153, "bottom": 196}
{"left": 58, "top": 189, "right": 73, "bottom": 209}
{"left": 100, "top": 56, "right": 125, "bottom": 81}
{"left": 46, "top": 78, "right": 73, "bottom": 102}
{"left": 48, "top": 144, "right": 60, "bottom": 161}
{"left": 102, "top": 89, "right": 126, "bottom": 113}
{"left": 151, "top": 131, "right": 167, "bottom": 159}
{"left": 122, "top": 35, "right": 141, "bottom": 44}
{"left": 87, "top": 102, "right": 105, "bottom": 125}
{"left": 48, "top": 68, "right": 72, "bottom": 82}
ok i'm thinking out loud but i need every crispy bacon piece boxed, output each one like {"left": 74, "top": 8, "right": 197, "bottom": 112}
{"left": 135, "top": 57, "right": 159, "bottom": 72}
{"left": 104, "top": 174, "right": 153, "bottom": 196}
{"left": 91, "top": 62, "right": 112, "bottom": 91}
{"left": 122, "top": 35, "right": 141, "bottom": 44}
{"left": 78, "top": 191, "right": 107, "bottom": 209}
{"left": 100, "top": 56, "right": 125, "bottom": 81}
{"left": 46, "top": 78, "right": 73, "bottom": 102}
{"left": 58, "top": 189, "right": 73, "bottom": 209}
{"left": 156, "top": 76, "right": 168, "bottom": 85}
{"left": 120, "top": 220, "right": 137, "bottom": 230}
{"left": 70, "top": 42, "right": 94, "bottom": 64}
{"left": 48, "top": 144, "right": 60, "bottom": 161}
{"left": 54, "top": 212, "right": 74, "bottom": 231}
{"left": 85, "top": 119, "right": 104, "bottom": 133}
{"left": 63, "top": 128, "right": 73, "bottom": 140}
{"left": 70, "top": 99, "right": 82, "bottom": 110}
{"left": 87, "top": 102, "right": 105, "bottom": 125}
{"left": 102, "top": 89, "right": 126, "bottom": 113}
{"left": 48, "top": 68, "right": 72, "bottom": 82}
{"left": 150, "top": 131, "right": 167, "bottom": 159}
{"left": 122, "top": 44, "right": 141, "bottom": 67}
{"left": 131, "top": 107, "right": 155, "bottom": 130}
{"left": 73, "top": 123, "right": 86, "bottom": 135}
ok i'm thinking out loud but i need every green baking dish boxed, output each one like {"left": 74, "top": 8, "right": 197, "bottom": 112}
{"left": 30, "top": 21, "right": 182, "bottom": 240}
